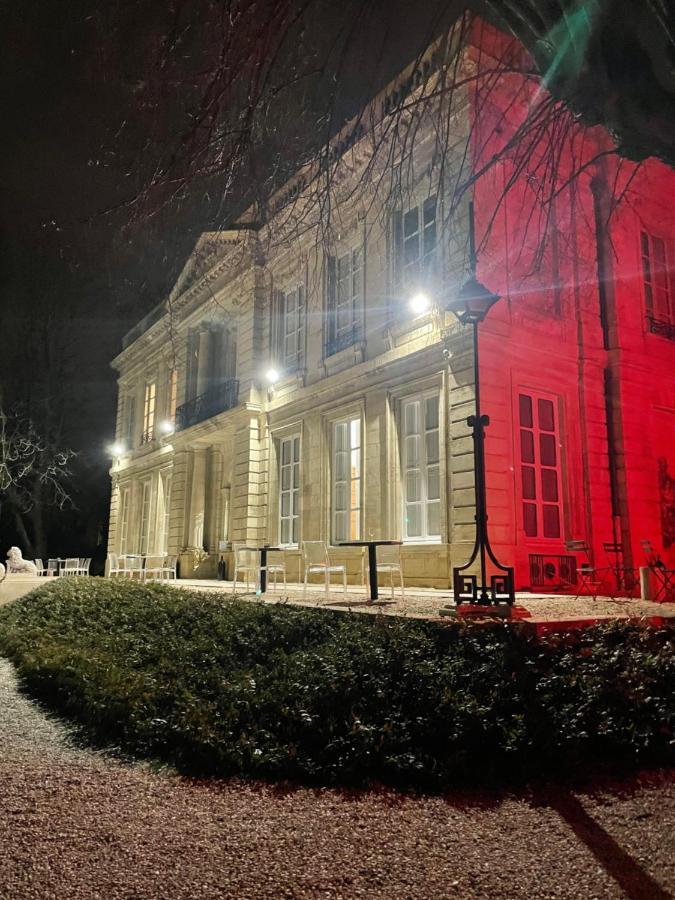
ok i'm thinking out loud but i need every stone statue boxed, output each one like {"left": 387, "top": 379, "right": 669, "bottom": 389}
{"left": 6, "top": 547, "right": 38, "bottom": 576}
{"left": 0, "top": 562, "right": 5, "bottom": 580}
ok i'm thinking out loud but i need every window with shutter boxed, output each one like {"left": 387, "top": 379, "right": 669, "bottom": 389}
{"left": 519, "top": 392, "right": 562, "bottom": 539}
{"left": 125, "top": 395, "right": 136, "bottom": 448}
{"left": 142, "top": 382, "right": 156, "bottom": 443}
{"left": 641, "top": 229, "right": 674, "bottom": 328}
{"left": 401, "top": 392, "right": 441, "bottom": 541}
{"left": 166, "top": 369, "right": 177, "bottom": 422}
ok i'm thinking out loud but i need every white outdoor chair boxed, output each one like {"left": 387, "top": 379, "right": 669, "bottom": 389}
{"left": 266, "top": 549, "right": 286, "bottom": 591}
{"left": 107, "top": 553, "right": 122, "bottom": 577}
{"left": 369, "top": 544, "right": 405, "bottom": 601}
{"left": 232, "top": 544, "right": 261, "bottom": 593}
{"left": 161, "top": 556, "right": 177, "bottom": 581}
{"left": 62, "top": 557, "right": 81, "bottom": 576}
{"left": 143, "top": 555, "right": 165, "bottom": 582}
{"left": 34, "top": 558, "right": 47, "bottom": 576}
{"left": 47, "top": 559, "right": 59, "bottom": 577}
{"left": 302, "top": 541, "right": 347, "bottom": 601}
{"left": 123, "top": 556, "right": 144, "bottom": 580}
{"left": 78, "top": 558, "right": 92, "bottom": 576}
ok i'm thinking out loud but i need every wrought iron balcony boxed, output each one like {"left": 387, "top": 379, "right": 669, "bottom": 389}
{"left": 175, "top": 379, "right": 239, "bottom": 431}
{"left": 324, "top": 325, "right": 362, "bottom": 359}
{"left": 647, "top": 315, "right": 675, "bottom": 341}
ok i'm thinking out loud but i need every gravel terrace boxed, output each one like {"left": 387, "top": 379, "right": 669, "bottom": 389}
{"left": 0, "top": 658, "right": 673, "bottom": 900}
{"left": 178, "top": 578, "right": 675, "bottom": 626}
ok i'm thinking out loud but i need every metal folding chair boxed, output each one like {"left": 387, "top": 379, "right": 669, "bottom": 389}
{"left": 641, "top": 539, "right": 675, "bottom": 602}
{"left": 602, "top": 541, "right": 639, "bottom": 597}
{"left": 564, "top": 540, "right": 606, "bottom": 600}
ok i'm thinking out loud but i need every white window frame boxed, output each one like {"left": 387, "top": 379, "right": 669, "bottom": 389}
{"left": 331, "top": 416, "right": 362, "bottom": 544}
{"left": 400, "top": 391, "right": 441, "bottom": 542}
{"left": 282, "top": 284, "right": 305, "bottom": 371}
{"left": 402, "top": 195, "right": 437, "bottom": 288}
{"left": 156, "top": 470, "right": 172, "bottom": 555}
{"left": 118, "top": 486, "right": 130, "bottom": 555}
{"left": 641, "top": 229, "right": 674, "bottom": 325}
{"left": 278, "top": 434, "right": 301, "bottom": 546}
{"left": 142, "top": 382, "right": 156, "bottom": 443}
{"left": 138, "top": 479, "right": 152, "bottom": 555}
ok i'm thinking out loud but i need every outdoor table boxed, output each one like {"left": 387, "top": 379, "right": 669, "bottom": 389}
{"left": 246, "top": 545, "right": 282, "bottom": 593}
{"left": 338, "top": 540, "right": 402, "bottom": 601}
{"left": 48, "top": 558, "right": 67, "bottom": 575}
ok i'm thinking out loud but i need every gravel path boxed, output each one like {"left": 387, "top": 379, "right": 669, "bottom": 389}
{"left": 0, "top": 657, "right": 673, "bottom": 900}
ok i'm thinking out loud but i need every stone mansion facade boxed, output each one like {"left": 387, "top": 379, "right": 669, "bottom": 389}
{"left": 107, "top": 21, "right": 675, "bottom": 591}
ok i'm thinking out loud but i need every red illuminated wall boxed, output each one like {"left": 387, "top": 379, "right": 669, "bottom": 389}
{"left": 466, "top": 20, "right": 675, "bottom": 591}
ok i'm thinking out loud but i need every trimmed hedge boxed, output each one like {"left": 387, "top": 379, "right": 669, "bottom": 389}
{"left": 0, "top": 578, "right": 673, "bottom": 788}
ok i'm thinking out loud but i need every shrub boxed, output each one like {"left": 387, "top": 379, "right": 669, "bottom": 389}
{"left": 0, "top": 578, "right": 672, "bottom": 788}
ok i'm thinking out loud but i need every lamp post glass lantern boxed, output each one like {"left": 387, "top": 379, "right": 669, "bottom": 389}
{"left": 446, "top": 203, "right": 515, "bottom": 606}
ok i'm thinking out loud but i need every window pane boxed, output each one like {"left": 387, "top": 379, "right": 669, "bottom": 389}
{"left": 520, "top": 429, "right": 535, "bottom": 464}
{"left": 541, "top": 468, "right": 559, "bottom": 502}
{"left": 335, "top": 482, "right": 347, "bottom": 511}
{"left": 406, "top": 471, "right": 420, "bottom": 502}
{"left": 427, "top": 502, "right": 440, "bottom": 537}
{"left": 427, "top": 466, "right": 440, "bottom": 501}
{"left": 281, "top": 520, "right": 289, "bottom": 544}
{"left": 543, "top": 504, "right": 561, "bottom": 538}
{"left": 519, "top": 394, "right": 533, "bottom": 428}
{"left": 282, "top": 440, "right": 291, "bottom": 464}
{"left": 281, "top": 494, "right": 290, "bottom": 517}
{"left": 406, "top": 505, "right": 421, "bottom": 537}
{"left": 335, "top": 422, "right": 347, "bottom": 451}
{"left": 405, "top": 402, "right": 420, "bottom": 435}
{"left": 292, "top": 517, "right": 299, "bottom": 544}
{"left": 521, "top": 466, "right": 536, "bottom": 500}
{"left": 540, "top": 433, "right": 557, "bottom": 467}
{"left": 334, "top": 511, "right": 346, "bottom": 542}
{"left": 293, "top": 437, "right": 300, "bottom": 461}
{"left": 406, "top": 435, "right": 420, "bottom": 466}
{"left": 425, "top": 431, "right": 439, "bottom": 464}
{"left": 523, "top": 502, "right": 538, "bottom": 537}
{"left": 350, "top": 418, "right": 360, "bottom": 448}
{"left": 281, "top": 467, "right": 290, "bottom": 490}
{"left": 425, "top": 397, "right": 439, "bottom": 429}
{"left": 538, "top": 399, "right": 555, "bottom": 432}
{"left": 403, "top": 207, "right": 418, "bottom": 240}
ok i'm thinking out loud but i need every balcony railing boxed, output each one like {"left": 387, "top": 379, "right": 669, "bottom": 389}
{"left": 647, "top": 315, "right": 675, "bottom": 342}
{"left": 324, "top": 325, "right": 362, "bottom": 359}
{"left": 175, "top": 379, "right": 239, "bottom": 431}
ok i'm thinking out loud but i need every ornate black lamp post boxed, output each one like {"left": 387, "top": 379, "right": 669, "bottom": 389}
{"left": 445, "top": 204, "right": 515, "bottom": 606}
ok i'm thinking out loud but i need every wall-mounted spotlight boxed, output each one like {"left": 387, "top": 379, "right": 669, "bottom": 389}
{"left": 265, "top": 368, "right": 280, "bottom": 386}
{"left": 109, "top": 441, "right": 126, "bottom": 458}
{"left": 409, "top": 291, "right": 431, "bottom": 316}
{"left": 159, "top": 420, "right": 175, "bottom": 435}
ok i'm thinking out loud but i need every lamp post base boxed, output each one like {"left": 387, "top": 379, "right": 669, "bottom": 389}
{"left": 439, "top": 603, "right": 531, "bottom": 620}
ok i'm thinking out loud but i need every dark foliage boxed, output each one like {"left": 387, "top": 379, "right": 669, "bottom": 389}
{"left": 0, "top": 579, "right": 672, "bottom": 789}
